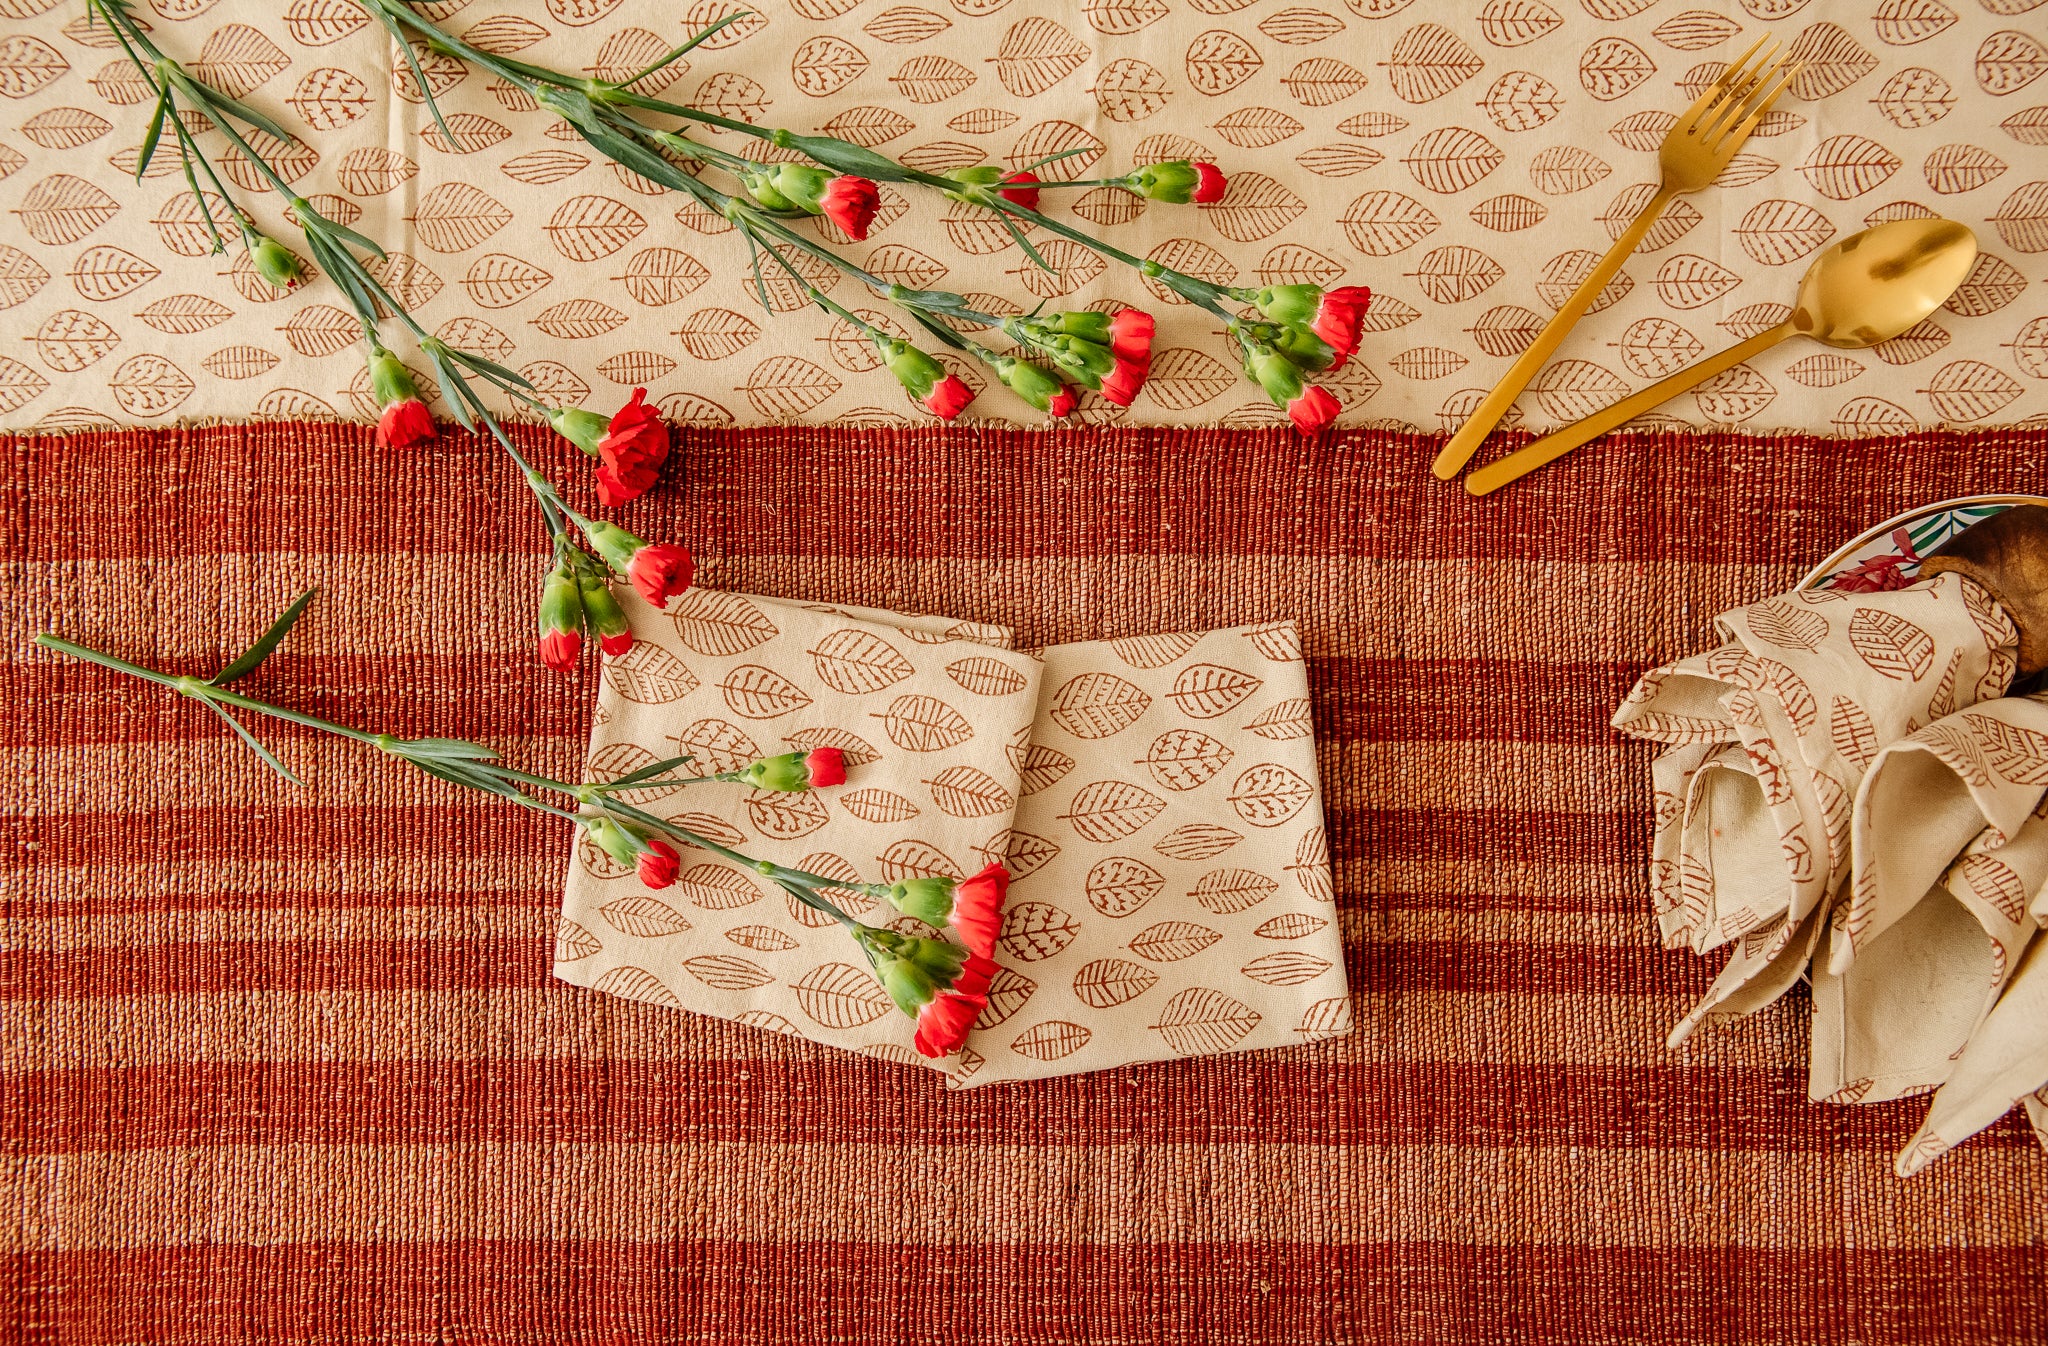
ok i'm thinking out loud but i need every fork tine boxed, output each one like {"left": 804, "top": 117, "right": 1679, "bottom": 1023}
{"left": 1709, "top": 61, "right": 1800, "bottom": 150}
{"left": 1678, "top": 35, "right": 1769, "bottom": 131}
{"left": 1695, "top": 43, "right": 1782, "bottom": 140}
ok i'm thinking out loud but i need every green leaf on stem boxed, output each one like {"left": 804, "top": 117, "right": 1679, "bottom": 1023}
{"left": 425, "top": 349, "right": 477, "bottom": 431}
{"left": 405, "top": 755, "right": 526, "bottom": 804}
{"left": 309, "top": 214, "right": 389, "bottom": 263}
{"left": 378, "top": 18, "right": 462, "bottom": 151}
{"left": 443, "top": 346, "right": 534, "bottom": 391}
{"left": 594, "top": 754, "right": 697, "bottom": 789}
{"left": 200, "top": 697, "right": 303, "bottom": 785}
{"left": 775, "top": 134, "right": 913, "bottom": 184}
{"left": 998, "top": 212, "right": 1054, "bottom": 274}
{"left": 1011, "top": 146, "right": 1095, "bottom": 175}
{"left": 210, "top": 587, "right": 316, "bottom": 686}
{"left": 136, "top": 87, "right": 169, "bottom": 182}
{"left": 390, "top": 737, "right": 500, "bottom": 762}
{"left": 613, "top": 12, "right": 746, "bottom": 89}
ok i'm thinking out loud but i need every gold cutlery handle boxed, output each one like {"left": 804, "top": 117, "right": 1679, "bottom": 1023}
{"left": 1431, "top": 185, "right": 1676, "bottom": 482}
{"left": 1464, "top": 323, "right": 1797, "bottom": 497}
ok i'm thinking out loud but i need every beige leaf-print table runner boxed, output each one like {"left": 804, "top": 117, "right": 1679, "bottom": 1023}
{"left": 556, "top": 589, "right": 1041, "bottom": 1069}
{"left": 957, "top": 621, "right": 1350, "bottom": 1087}
{"left": 2, "top": 0, "right": 2044, "bottom": 432}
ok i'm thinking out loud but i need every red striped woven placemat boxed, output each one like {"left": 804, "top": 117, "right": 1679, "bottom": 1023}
{"left": 6, "top": 421, "right": 2047, "bottom": 1345}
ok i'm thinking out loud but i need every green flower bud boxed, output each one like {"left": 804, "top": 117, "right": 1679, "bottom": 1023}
{"left": 888, "top": 876, "right": 958, "bottom": 927}
{"left": 1269, "top": 322, "right": 1338, "bottom": 373}
{"left": 248, "top": 236, "right": 303, "bottom": 290}
{"left": 583, "top": 816, "right": 638, "bottom": 868}
{"left": 882, "top": 339, "right": 945, "bottom": 399}
{"left": 743, "top": 168, "right": 798, "bottom": 212}
{"left": 581, "top": 520, "right": 646, "bottom": 576}
{"left": 1251, "top": 284, "right": 1323, "bottom": 328}
{"left": 994, "top": 357, "right": 1071, "bottom": 414}
{"left": 366, "top": 350, "right": 419, "bottom": 409}
{"left": 576, "top": 571, "right": 631, "bottom": 654}
{"left": 745, "top": 751, "right": 812, "bottom": 792}
{"left": 1126, "top": 160, "right": 1200, "bottom": 203}
{"left": 768, "top": 163, "right": 834, "bottom": 214}
{"left": 1035, "top": 311, "right": 1112, "bottom": 344}
{"left": 1244, "top": 342, "right": 1306, "bottom": 408}
{"left": 548, "top": 406, "right": 611, "bottom": 456}
{"left": 1036, "top": 333, "right": 1116, "bottom": 386}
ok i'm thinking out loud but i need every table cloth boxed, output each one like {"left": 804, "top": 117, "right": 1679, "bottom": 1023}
{"left": 9, "top": 418, "right": 2048, "bottom": 1344}
{"left": 1, "top": 0, "right": 2045, "bottom": 432}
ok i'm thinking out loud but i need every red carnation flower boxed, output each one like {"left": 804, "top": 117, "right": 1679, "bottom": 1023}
{"left": 1109, "top": 308, "right": 1155, "bottom": 364}
{"left": 593, "top": 387, "right": 670, "bottom": 506}
{"left": 1288, "top": 384, "right": 1341, "bottom": 435}
{"left": 636, "top": 836, "right": 680, "bottom": 890}
{"left": 821, "top": 175, "right": 881, "bottom": 241}
{"left": 1047, "top": 384, "right": 1079, "bottom": 418}
{"left": 1191, "top": 162, "right": 1227, "bottom": 204}
{"left": 537, "top": 626, "right": 581, "bottom": 672}
{"left": 924, "top": 374, "right": 975, "bottom": 421}
{"left": 913, "top": 952, "right": 996, "bottom": 1059}
{"left": 804, "top": 746, "right": 847, "bottom": 788}
{"left": 626, "top": 542, "right": 694, "bottom": 608}
{"left": 1098, "top": 355, "right": 1149, "bottom": 407}
{"left": 999, "top": 170, "right": 1041, "bottom": 211}
{"left": 1309, "top": 285, "right": 1371, "bottom": 368}
{"left": 948, "top": 862, "right": 1009, "bottom": 961}
{"left": 375, "top": 398, "right": 435, "bottom": 450}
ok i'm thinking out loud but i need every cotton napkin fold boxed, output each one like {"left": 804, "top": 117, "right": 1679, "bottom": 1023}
{"left": 949, "top": 621, "right": 1351, "bottom": 1087}
{"left": 555, "top": 589, "right": 1041, "bottom": 1068}
{"left": 1615, "top": 574, "right": 2019, "bottom": 1040}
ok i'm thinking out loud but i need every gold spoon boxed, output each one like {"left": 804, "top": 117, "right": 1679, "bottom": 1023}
{"left": 1464, "top": 218, "right": 1981, "bottom": 498}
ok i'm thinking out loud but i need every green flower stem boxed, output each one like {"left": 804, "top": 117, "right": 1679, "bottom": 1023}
{"left": 35, "top": 631, "right": 888, "bottom": 923}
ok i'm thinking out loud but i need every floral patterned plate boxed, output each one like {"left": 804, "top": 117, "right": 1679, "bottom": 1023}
{"left": 1799, "top": 495, "right": 2048, "bottom": 592}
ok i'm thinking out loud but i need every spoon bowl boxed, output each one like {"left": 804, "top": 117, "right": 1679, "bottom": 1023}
{"left": 1791, "top": 217, "right": 1979, "bottom": 349}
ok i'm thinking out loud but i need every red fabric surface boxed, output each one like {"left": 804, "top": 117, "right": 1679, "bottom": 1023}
{"left": 6, "top": 421, "right": 2047, "bottom": 1344}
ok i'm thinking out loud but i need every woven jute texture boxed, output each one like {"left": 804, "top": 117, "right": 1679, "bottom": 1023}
{"left": 6, "top": 420, "right": 2048, "bottom": 1344}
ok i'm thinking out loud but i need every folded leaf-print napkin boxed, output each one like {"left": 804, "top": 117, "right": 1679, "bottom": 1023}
{"left": 1616, "top": 574, "right": 2019, "bottom": 1035}
{"left": 555, "top": 589, "right": 1041, "bottom": 1068}
{"left": 1805, "top": 698, "right": 2048, "bottom": 1105}
{"left": 948, "top": 621, "right": 1350, "bottom": 1088}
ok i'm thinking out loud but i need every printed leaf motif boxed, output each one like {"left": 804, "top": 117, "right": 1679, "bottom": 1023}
{"left": 978, "top": 966, "right": 1037, "bottom": 1027}
{"left": 1412, "top": 245, "right": 1504, "bottom": 304}
{"left": 1694, "top": 364, "right": 1776, "bottom": 423}
{"left": 999, "top": 901, "right": 1084, "bottom": 962}
{"left": 679, "top": 863, "right": 767, "bottom": 910}
{"left": 945, "top": 656, "right": 1028, "bottom": 697}
{"left": 420, "top": 113, "right": 512, "bottom": 154}
{"left": 1990, "top": 181, "right": 2048, "bottom": 254}
{"left": 727, "top": 924, "right": 802, "bottom": 953}
{"left": 1048, "top": 672, "right": 1152, "bottom": 738}
{"left": 555, "top": 918, "right": 601, "bottom": 963}
{"left": 1086, "top": 0, "right": 1170, "bottom": 33}
{"left": 1229, "top": 763, "right": 1316, "bottom": 828}
{"left": 1748, "top": 598, "right": 1830, "bottom": 652}
{"left": 1924, "top": 360, "right": 2022, "bottom": 421}
{"left": 747, "top": 790, "right": 831, "bottom": 839}
{"left": 1085, "top": 856, "right": 1165, "bottom": 917}
{"left": 1242, "top": 951, "right": 1333, "bottom": 986}
{"left": 1298, "top": 997, "right": 1355, "bottom": 1036}
{"left": 1061, "top": 779, "right": 1168, "bottom": 842}
{"left": 1341, "top": 190, "right": 1440, "bottom": 255}
{"left": 820, "top": 106, "right": 914, "bottom": 147}
{"left": 107, "top": 354, "right": 191, "bottom": 418}
{"left": 1073, "top": 958, "right": 1160, "bottom": 1008}
{"left": 1875, "top": 67, "right": 1957, "bottom": 130}
{"left": 1655, "top": 254, "right": 1742, "bottom": 309}
{"left": 1092, "top": 56, "right": 1171, "bottom": 122}
{"left": 1579, "top": 36, "right": 1655, "bottom": 100}
{"left": 841, "top": 788, "right": 921, "bottom": 825}
{"left": 1128, "top": 920, "right": 1224, "bottom": 962}
{"left": 1528, "top": 145, "right": 1610, "bottom": 196}
{"left": 1480, "top": 0, "right": 1563, "bottom": 47}
{"left": 1737, "top": 199, "right": 1835, "bottom": 266}
{"left": 546, "top": 195, "right": 646, "bottom": 261}
{"left": 1481, "top": 70, "right": 1564, "bottom": 132}
{"left": 1010, "top": 1020, "right": 1093, "bottom": 1061}
{"left": 591, "top": 966, "right": 682, "bottom": 1008}
{"left": 682, "top": 955, "right": 775, "bottom": 992}
{"left": 1924, "top": 144, "right": 2006, "bottom": 195}
{"left": 669, "top": 590, "right": 779, "bottom": 656}
{"left": 673, "top": 308, "right": 760, "bottom": 361}
{"left": 1283, "top": 57, "right": 1368, "bottom": 107}
{"left": 978, "top": 828, "right": 1060, "bottom": 880}
{"left": 1191, "top": 868, "right": 1280, "bottom": 914}
{"left": 1848, "top": 608, "right": 1936, "bottom": 680}
{"left": 1151, "top": 986, "right": 1261, "bottom": 1055}
{"left": 1203, "top": 172, "right": 1308, "bottom": 242}
{"left": 1107, "top": 632, "right": 1202, "bottom": 669}
{"left": 719, "top": 665, "right": 814, "bottom": 719}
{"left": 137, "top": 294, "right": 232, "bottom": 336}
{"left": 1156, "top": 823, "right": 1244, "bottom": 861}
{"left": 1944, "top": 253, "right": 2027, "bottom": 317}
{"left": 1290, "top": 825, "right": 1335, "bottom": 902}
{"left": 1975, "top": 28, "right": 2048, "bottom": 95}
{"left": 1787, "top": 22, "right": 1878, "bottom": 99}
{"left": 668, "top": 812, "right": 749, "bottom": 850}
{"left": 1386, "top": 23, "right": 1483, "bottom": 103}
{"left": 1186, "top": 29, "right": 1263, "bottom": 96}
{"left": 998, "top": 742, "right": 1074, "bottom": 800}
{"left": 998, "top": 16, "right": 1090, "bottom": 96}
{"left": 461, "top": 253, "right": 552, "bottom": 309}
{"left": 1798, "top": 135, "right": 1901, "bottom": 200}
{"left": 1256, "top": 912, "right": 1329, "bottom": 940}
{"left": 1170, "top": 663, "right": 1262, "bottom": 718}
{"left": 16, "top": 174, "right": 117, "bottom": 246}
{"left": 1402, "top": 127, "right": 1504, "bottom": 195}
{"left": 601, "top": 896, "right": 693, "bottom": 938}
{"left": 1246, "top": 698, "right": 1316, "bottom": 740}
{"left": 809, "top": 628, "right": 915, "bottom": 694}
{"left": 793, "top": 962, "right": 893, "bottom": 1028}
{"left": 1138, "top": 728, "right": 1234, "bottom": 791}
{"left": 671, "top": 718, "right": 761, "bottom": 778}
{"left": 191, "top": 25, "right": 288, "bottom": 98}
{"left": 410, "top": 182, "right": 512, "bottom": 254}
{"left": 1785, "top": 354, "right": 1863, "bottom": 388}
{"left": 739, "top": 355, "right": 841, "bottom": 417}
{"left": 923, "top": 765, "right": 1013, "bottom": 819}
{"left": 890, "top": 54, "right": 976, "bottom": 103}
{"left": 0, "top": 355, "right": 47, "bottom": 415}
{"left": 1214, "top": 107, "right": 1306, "bottom": 148}
{"left": 874, "top": 694, "right": 973, "bottom": 751}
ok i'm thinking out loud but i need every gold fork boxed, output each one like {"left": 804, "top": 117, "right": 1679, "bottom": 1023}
{"left": 1430, "top": 38, "right": 1801, "bottom": 481}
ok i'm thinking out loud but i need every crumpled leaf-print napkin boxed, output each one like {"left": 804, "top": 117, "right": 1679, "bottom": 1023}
{"left": 949, "top": 620, "right": 1351, "bottom": 1088}
{"left": 554, "top": 589, "right": 1041, "bottom": 1070}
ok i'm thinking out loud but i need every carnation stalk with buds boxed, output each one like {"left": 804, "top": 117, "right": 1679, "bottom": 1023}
{"left": 36, "top": 599, "right": 1008, "bottom": 1058}
{"left": 350, "top": 0, "right": 1370, "bottom": 430}
{"left": 83, "top": 0, "right": 694, "bottom": 674}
